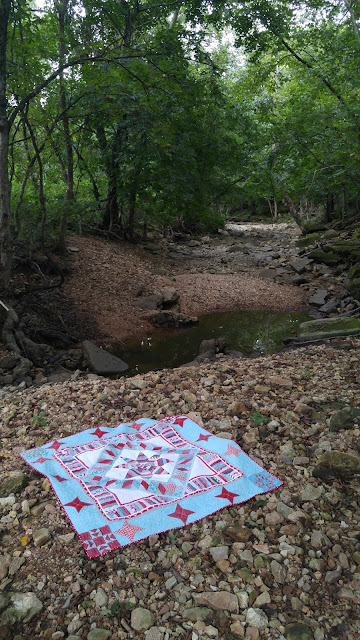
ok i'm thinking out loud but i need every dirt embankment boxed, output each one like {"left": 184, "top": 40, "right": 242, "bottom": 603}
{"left": 63, "top": 226, "right": 306, "bottom": 341}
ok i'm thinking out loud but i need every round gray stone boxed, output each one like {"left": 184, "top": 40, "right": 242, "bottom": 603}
{"left": 131, "top": 608, "right": 155, "bottom": 631}
{"left": 245, "top": 608, "right": 269, "bottom": 630}
{"left": 285, "top": 622, "right": 314, "bottom": 640}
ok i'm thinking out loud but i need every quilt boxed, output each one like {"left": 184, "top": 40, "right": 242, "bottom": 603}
{"left": 20, "top": 415, "right": 282, "bottom": 558}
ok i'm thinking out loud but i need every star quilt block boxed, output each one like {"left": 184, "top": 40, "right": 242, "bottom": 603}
{"left": 20, "top": 415, "right": 282, "bottom": 557}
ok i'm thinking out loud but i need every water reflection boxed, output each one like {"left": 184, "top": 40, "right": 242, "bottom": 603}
{"left": 111, "top": 309, "right": 309, "bottom": 376}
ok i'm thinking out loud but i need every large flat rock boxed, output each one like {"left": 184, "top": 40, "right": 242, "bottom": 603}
{"left": 289, "top": 258, "right": 312, "bottom": 274}
{"left": 82, "top": 341, "right": 129, "bottom": 375}
{"left": 308, "top": 288, "right": 329, "bottom": 306}
{"left": 297, "top": 316, "right": 360, "bottom": 341}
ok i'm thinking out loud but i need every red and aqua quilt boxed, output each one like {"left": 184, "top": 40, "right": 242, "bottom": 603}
{"left": 20, "top": 415, "right": 282, "bottom": 558}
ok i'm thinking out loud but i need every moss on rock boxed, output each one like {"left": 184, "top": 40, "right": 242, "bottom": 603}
{"left": 296, "top": 232, "right": 322, "bottom": 248}
{"left": 315, "top": 450, "right": 360, "bottom": 478}
{"left": 307, "top": 249, "right": 341, "bottom": 265}
{"left": 298, "top": 316, "right": 360, "bottom": 341}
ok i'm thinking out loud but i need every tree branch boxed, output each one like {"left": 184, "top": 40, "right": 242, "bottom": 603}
{"left": 280, "top": 38, "right": 348, "bottom": 108}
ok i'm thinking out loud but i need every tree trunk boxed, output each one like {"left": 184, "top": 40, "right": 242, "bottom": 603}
{"left": 96, "top": 125, "right": 121, "bottom": 232}
{"left": 341, "top": 188, "right": 346, "bottom": 220}
{"left": 344, "top": 0, "right": 360, "bottom": 49}
{"left": 22, "top": 113, "right": 47, "bottom": 249}
{"left": 57, "top": 0, "right": 74, "bottom": 252}
{"left": 0, "top": 0, "right": 12, "bottom": 289}
{"left": 0, "top": 123, "right": 12, "bottom": 288}
{"left": 127, "top": 185, "right": 137, "bottom": 239}
{"left": 284, "top": 194, "right": 303, "bottom": 229}
{"left": 325, "top": 195, "right": 334, "bottom": 223}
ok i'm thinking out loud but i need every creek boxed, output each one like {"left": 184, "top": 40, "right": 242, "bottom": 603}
{"left": 111, "top": 309, "right": 309, "bottom": 375}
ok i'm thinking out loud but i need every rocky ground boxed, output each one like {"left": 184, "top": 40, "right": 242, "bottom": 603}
{"left": 1, "top": 221, "right": 360, "bottom": 640}
{"left": 1, "top": 339, "right": 360, "bottom": 640}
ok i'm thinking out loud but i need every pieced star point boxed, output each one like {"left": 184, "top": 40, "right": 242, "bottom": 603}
{"left": 197, "top": 433, "right": 211, "bottom": 442}
{"left": 129, "top": 422, "right": 145, "bottom": 432}
{"left": 64, "top": 496, "right": 92, "bottom": 512}
{"left": 168, "top": 503, "right": 194, "bottom": 525}
{"left": 52, "top": 475, "right": 68, "bottom": 483}
{"left": 91, "top": 427, "right": 109, "bottom": 438}
{"left": 216, "top": 487, "right": 239, "bottom": 505}
{"left": 225, "top": 443, "right": 240, "bottom": 457}
{"left": 173, "top": 417, "right": 187, "bottom": 427}
{"left": 34, "top": 457, "right": 49, "bottom": 464}
{"left": 47, "top": 440, "right": 65, "bottom": 451}
{"left": 114, "top": 521, "right": 143, "bottom": 542}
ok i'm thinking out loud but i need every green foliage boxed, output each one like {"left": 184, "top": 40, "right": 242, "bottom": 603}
{"left": 250, "top": 412, "right": 269, "bottom": 426}
{"left": 110, "top": 600, "right": 135, "bottom": 618}
{"left": 4, "top": 0, "right": 360, "bottom": 258}
{"left": 168, "top": 530, "right": 178, "bottom": 545}
{"left": 31, "top": 411, "right": 47, "bottom": 428}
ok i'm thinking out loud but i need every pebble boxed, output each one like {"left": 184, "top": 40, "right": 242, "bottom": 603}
{"left": 87, "top": 630, "right": 111, "bottom": 640}
{"left": 237, "top": 591, "right": 249, "bottom": 609}
{"left": 183, "top": 607, "right": 212, "bottom": 622}
{"left": 193, "top": 591, "right": 239, "bottom": 612}
{"left": 325, "top": 570, "right": 341, "bottom": 584}
{"left": 145, "top": 628, "right": 164, "bottom": 640}
{"left": 310, "top": 531, "right": 331, "bottom": 549}
{"left": 284, "top": 622, "right": 314, "bottom": 640}
{"left": 230, "top": 621, "right": 245, "bottom": 638}
{"left": 254, "top": 591, "right": 271, "bottom": 607}
{"left": 245, "top": 608, "right": 269, "bottom": 630}
{"left": 131, "top": 607, "right": 155, "bottom": 631}
{"left": 33, "top": 529, "right": 51, "bottom": 547}
{"left": 8, "top": 557, "right": 25, "bottom": 576}
{"left": 209, "top": 546, "right": 229, "bottom": 562}
{"left": 276, "top": 502, "right": 294, "bottom": 519}
{"left": 300, "top": 484, "right": 323, "bottom": 501}
{"left": 94, "top": 588, "right": 108, "bottom": 608}
{"left": 271, "top": 560, "right": 287, "bottom": 584}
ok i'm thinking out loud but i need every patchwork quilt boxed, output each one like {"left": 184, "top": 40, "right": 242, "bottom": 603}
{"left": 20, "top": 415, "right": 282, "bottom": 557}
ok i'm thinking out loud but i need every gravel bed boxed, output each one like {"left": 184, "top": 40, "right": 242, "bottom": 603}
{"left": 1, "top": 340, "right": 360, "bottom": 640}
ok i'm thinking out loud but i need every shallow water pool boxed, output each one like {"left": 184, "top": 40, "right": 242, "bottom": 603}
{"left": 110, "top": 309, "right": 309, "bottom": 375}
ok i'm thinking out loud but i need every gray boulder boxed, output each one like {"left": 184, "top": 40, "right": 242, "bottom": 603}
{"left": 197, "top": 338, "right": 226, "bottom": 361}
{"left": 329, "top": 406, "right": 360, "bottom": 432}
{"left": 296, "top": 316, "right": 360, "bottom": 342}
{"left": 0, "top": 592, "right": 43, "bottom": 626}
{"left": 0, "top": 471, "right": 28, "bottom": 498}
{"left": 313, "top": 450, "right": 360, "bottom": 478}
{"left": 149, "top": 311, "right": 198, "bottom": 328}
{"left": 82, "top": 341, "right": 129, "bottom": 375}
{"left": 289, "top": 258, "right": 312, "bottom": 274}
{"left": 158, "top": 287, "right": 179, "bottom": 307}
{"left": 134, "top": 294, "right": 163, "bottom": 310}
{"left": 308, "top": 288, "right": 330, "bottom": 306}
{"left": 0, "top": 354, "right": 20, "bottom": 371}
{"left": 285, "top": 623, "right": 313, "bottom": 640}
